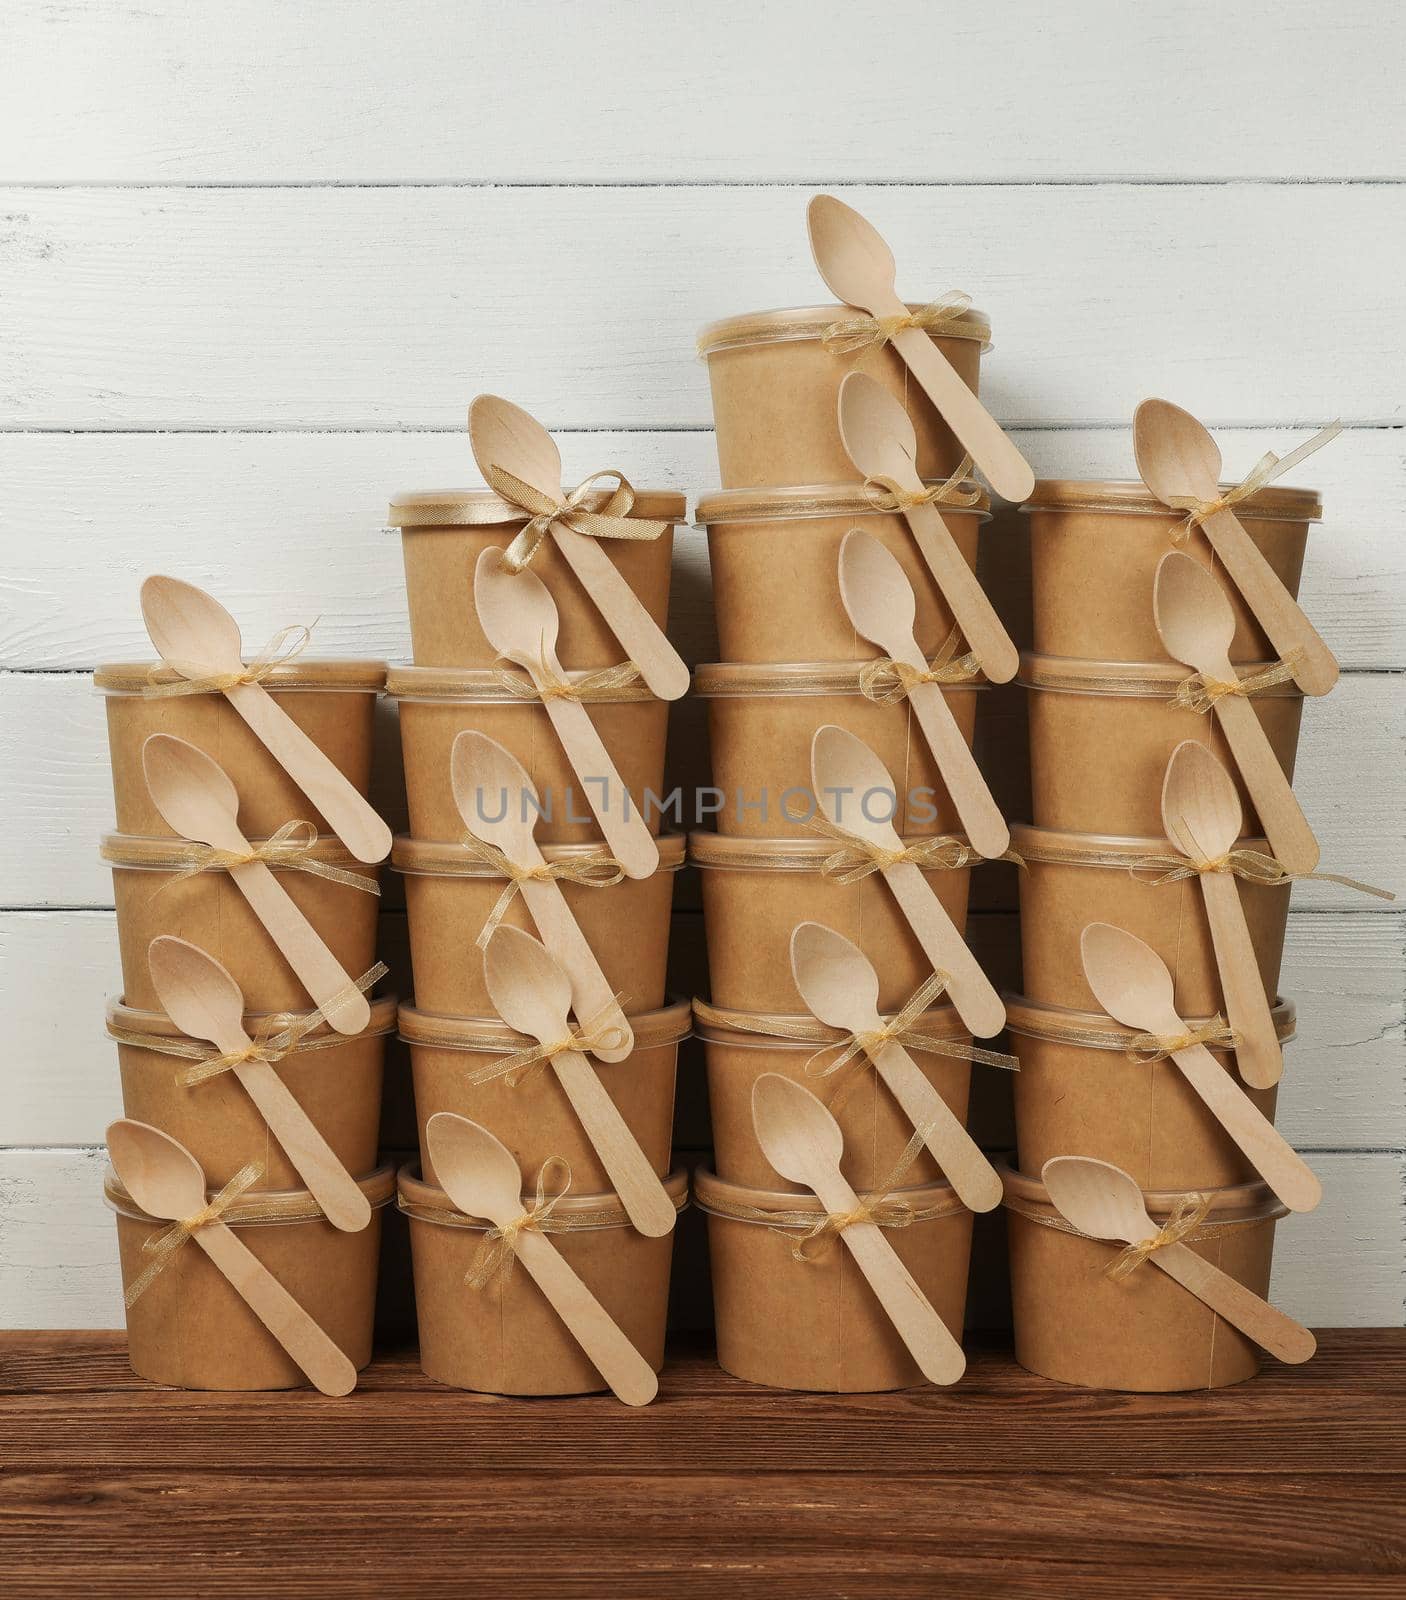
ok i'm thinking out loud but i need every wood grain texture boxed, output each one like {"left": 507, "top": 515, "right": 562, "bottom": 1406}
{"left": 2, "top": 186, "right": 1402, "bottom": 430}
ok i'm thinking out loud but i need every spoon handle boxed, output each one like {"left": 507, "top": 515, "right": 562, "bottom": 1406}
{"left": 902, "top": 677, "right": 1010, "bottom": 859}
{"left": 870, "top": 1040, "right": 1002, "bottom": 1213}
{"left": 1170, "top": 1040, "right": 1321, "bottom": 1212}
{"left": 1150, "top": 1239, "right": 1317, "bottom": 1364}
{"left": 196, "top": 1219, "right": 358, "bottom": 1395}
{"left": 1199, "top": 508, "right": 1339, "bottom": 696}
{"left": 880, "top": 862, "right": 1006, "bottom": 1037}
{"left": 225, "top": 682, "right": 392, "bottom": 864}
{"left": 517, "top": 878, "right": 635, "bottom": 1063}
{"left": 1210, "top": 694, "right": 1320, "bottom": 875}
{"left": 550, "top": 1049, "right": 677, "bottom": 1237}
{"left": 834, "top": 1212, "right": 966, "bottom": 1385}
{"left": 231, "top": 1060, "right": 372, "bottom": 1231}
{"left": 547, "top": 524, "right": 690, "bottom": 701}
{"left": 902, "top": 500, "right": 1019, "bottom": 683}
{"left": 227, "top": 860, "right": 371, "bottom": 1035}
{"left": 513, "top": 1226, "right": 659, "bottom": 1405}
{"left": 1197, "top": 871, "right": 1284, "bottom": 1089}
{"left": 888, "top": 323, "right": 1035, "bottom": 504}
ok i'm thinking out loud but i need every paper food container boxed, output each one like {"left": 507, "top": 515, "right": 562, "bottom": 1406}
{"left": 697, "top": 302, "right": 990, "bottom": 489}
{"left": 398, "top": 1000, "right": 689, "bottom": 1191}
{"left": 388, "top": 664, "right": 670, "bottom": 843}
{"left": 400, "top": 1162, "right": 685, "bottom": 1395}
{"left": 1001, "top": 1162, "right": 1287, "bottom": 1391}
{"left": 107, "top": 993, "right": 395, "bottom": 1190}
{"left": 694, "top": 1167, "right": 972, "bottom": 1392}
{"left": 695, "top": 1000, "right": 973, "bottom": 1191}
{"left": 690, "top": 830, "right": 971, "bottom": 1011}
{"left": 694, "top": 661, "right": 981, "bottom": 838}
{"left": 102, "top": 832, "right": 381, "bottom": 1014}
{"left": 108, "top": 1164, "right": 393, "bottom": 1391}
{"left": 1011, "top": 823, "right": 1290, "bottom": 1015}
{"left": 394, "top": 833, "right": 685, "bottom": 1016}
{"left": 1021, "top": 652, "right": 1303, "bottom": 836}
{"left": 1006, "top": 996, "right": 1292, "bottom": 1190}
{"left": 95, "top": 660, "right": 385, "bottom": 841}
{"left": 1021, "top": 480, "right": 1320, "bottom": 664}
{"left": 694, "top": 482, "right": 988, "bottom": 663}
{"left": 388, "top": 487, "right": 685, "bottom": 669}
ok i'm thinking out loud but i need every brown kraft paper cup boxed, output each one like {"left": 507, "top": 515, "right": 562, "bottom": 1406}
{"left": 690, "top": 830, "right": 972, "bottom": 1012}
{"left": 108, "top": 1165, "right": 393, "bottom": 1391}
{"left": 695, "top": 483, "right": 989, "bottom": 663}
{"left": 696, "top": 1000, "right": 973, "bottom": 1190}
{"left": 388, "top": 488, "right": 685, "bottom": 669}
{"left": 697, "top": 302, "right": 990, "bottom": 490}
{"left": 388, "top": 664, "right": 669, "bottom": 842}
{"left": 95, "top": 660, "right": 385, "bottom": 841}
{"left": 393, "top": 833, "right": 684, "bottom": 1016}
{"left": 398, "top": 1000, "right": 688, "bottom": 1190}
{"left": 1006, "top": 996, "right": 1292, "bottom": 1190}
{"left": 102, "top": 832, "right": 381, "bottom": 1014}
{"left": 400, "top": 1163, "right": 685, "bottom": 1395}
{"left": 1021, "top": 653, "right": 1303, "bottom": 836}
{"left": 1012, "top": 824, "right": 1291, "bottom": 1014}
{"left": 107, "top": 994, "right": 395, "bottom": 1190}
{"left": 1021, "top": 480, "right": 1320, "bottom": 664}
{"left": 1002, "top": 1163, "right": 1286, "bottom": 1391}
{"left": 694, "top": 1167, "right": 972, "bottom": 1392}
{"left": 694, "top": 661, "right": 981, "bottom": 838}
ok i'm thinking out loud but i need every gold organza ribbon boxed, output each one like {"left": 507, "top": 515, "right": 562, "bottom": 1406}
{"left": 1172, "top": 654, "right": 1304, "bottom": 713}
{"left": 1104, "top": 1193, "right": 1216, "bottom": 1281}
{"left": 463, "top": 1157, "right": 573, "bottom": 1290}
{"left": 1003, "top": 1191, "right": 1278, "bottom": 1269}
{"left": 1165, "top": 423, "right": 1341, "bottom": 542}
{"left": 150, "top": 820, "right": 381, "bottom": 894}
{"left": 140, "top": 623, "right": 315, "bottom": 698}
{"left": 457, "top": 833, "right": 625, "bottom": 947}
{"left": 482, "top": 463, "right": 668, "bottom": 574}
{"left": 804, "top": 813, "right": 1019, "bottom": 884}
{"left": 821, "top": 292, "right": 975, "bottom": 355}
{"left": 123, "top": 1161, "right": 264, "bottom": 1306}
{"left": 492, "top": 649, "right": 645, "bottom": 703}
{"left": 862, "top": 454, "right": 982, "bottom": 515}
{"left": 1141, "top": 847, "right": 1395, "bottom": 901}
{"left": 1127, "top": 1015, "right": 1238, "bottom": 1064}
{"left": 466, "top": 998, "right": 632, "bottom": 1088}
{"left": 858, "top": 629, "right": 982, "bottom": 704}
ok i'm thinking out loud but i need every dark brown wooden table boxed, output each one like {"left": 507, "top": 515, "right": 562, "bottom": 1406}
{"left": 2, "top": 1329, "right": 1402, "bottom": 1597}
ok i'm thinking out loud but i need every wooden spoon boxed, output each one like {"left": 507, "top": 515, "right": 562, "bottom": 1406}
{"left": 426, "top": 1112, "right": 659, "bottom": 1406}
{"left": 141, "top": 734, "right": 371, "bottom": 1035}
{"left": 451, "top": 730, "right": 633, "bottom": 1062}
{"left": 1079, "top": 923, "right": 1320, "bottom": 1212}
{"left": 806, "top": 195, "right": 1034, "bottom": 503}
{"left": 472, "top": 549, "right": 660, "bottom": 880}
{"left": 1042, "top": 1156, "right": 1316, "bottom": 1365}
{"left": 837, "top": 372, "right": 1018, "bottom": 683}
{"left": 789, "top": 922, "right": 1002, "bottom": 1213}
{"left": 106, "top": 1119, "right": 359, "bottom": 1395}
{"left": 750, "top": 1073, "right": 966, "bottom": 1385}
{"left": 1161, "top": 742, "right": 1283, "bottom": 1089}
{"left": 838, "top": 528, "right": 1009, "bottom": 858}
{"left": 1154, "top": 550, "right": 1320, "bottom": 874}
{"left": 140, "top": 576, "right": 391, "bottom": 863}
{"left": 468, "top": 396, "right": 688, "bottom": 702}
{"left": 147, "top": 936, "right": 372, "bottom": 1231}
{"left": 482, "top": 925, "right": 676, "bottom": 1238}
{"left": 1134, "top": 400, "right": 1338, "bottom": 696}
{"left": 809, "top": 725, "right": 1005, "bottom": 1037}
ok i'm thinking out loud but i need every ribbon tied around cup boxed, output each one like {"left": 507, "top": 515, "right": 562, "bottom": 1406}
{"left": 1126, "top": 1015, "right": 1239, "bottom": 1064}
{"left": 858, "top": 628, "right": 982, "bottom": 705}
{"left": 1104, "top": 1191, "right": 1215, "bottom": 1282}
{"left": 862, "top": 454, "right": 982, "bottom": 515}
{"left": 123, "top": 1160, "right": 264, "bottom": 1306}
{"left": 821, "top": 291, "right": 976, "bottom": 356}
{"left": 464, "top": 1156, "right": 574, "bottom": 1291}
{"left": 482, "top": 463, "right": 668, "bottom": 574}
{"left": 492, "top": 647, "right": 646, "bottom": 703}
{"left": 141, "top": 623, "right": 317, "bottom": 698}
{"left": 466, "top": 997, "right": 633, "bottom": 1089}
{"left": 804, "top": 813, "right": 1022, "bottom": 885}
{"left": 1164, "top": 423, "right": 1341, "bottom": 543}
{"left": 457, "top": 833, "right": 627, "bottom": 948}
{"left": 1171, "top": 654, "right": 1303, "bottom": 714}
{"left": 157, "top": 820, "right": 381, "bottom": 895}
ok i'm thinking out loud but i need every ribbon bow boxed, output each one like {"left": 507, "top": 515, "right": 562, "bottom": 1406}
{"left": 1145, "top": 847, "right": 1395, "bottom": 901}
{"left": 804, "top": 813, "right": 1019, "bottom": 884}
{"left": 1105, "top": 1192, "right": 1214, "bottom": 1282}
{"left": 1127, "top": 1015, "right": 1238, "bottom": 1064}
{"left": 457, "top": 833, "right": 626, "bottom": 947}
{"left": 492, "top": 647, "right": 645, "bottom": 703}
{"left": 141, "top": 623, "right": 316, "bottom": 698}
{"left": 164, "top": 820, "right": 381, "bottom": 895}
{"left": 483, "top": 464, "right": 668, "bottom": 574}
{"left": 467, "top": 998, "right": 632, "bottom": 1089}
{"left": 1165, "top": 423, "right": 1341, "bottom": 543}
{"left": 858, "top": 629, "right": 982, "bottom": 705}
{"left": 464, "top": 1157, "right": 573, "bottom": 1290}
{"left": 786, "top": 1126, "right": 937, "bottom": 1261}
{"left": 123, "top": 1161, "right": 264, "bottom": 1306}
{"left": 821, "top": 292, "right": 975, "bottom": 356}
{"left": 1171, "top": 654, "right": 1302, "bottom": 714}
{"left": 862, "top": 454, "right": 982, "bottom": 515}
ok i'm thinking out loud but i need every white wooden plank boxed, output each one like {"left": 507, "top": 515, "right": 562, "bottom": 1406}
{"left": 4, "top": 1, "right": 1402, "bottom": 184}
{"left": 3, "top": 426, "right": 1402, "bottom": 670}
{"left": 2, "top": 185, "right": 1402, "bottom": 430}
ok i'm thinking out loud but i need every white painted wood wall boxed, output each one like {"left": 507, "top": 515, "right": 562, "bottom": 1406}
{"left": 1, "top": 0, "right": 1402, "bottom": 1329}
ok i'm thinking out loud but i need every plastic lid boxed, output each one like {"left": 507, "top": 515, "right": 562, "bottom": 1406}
{"left": 396, "top": 997, "right": 692, "bottom": 1054}
{"left": 695, "top": 480, "right": 989, "bottom": 526}
{"left": 1021, "top": 479, "right": 1321, "bottom": 523}
{"left": 1018, "top": 651, "right": 1301, "bottom": 699}
{"left": 95, "top": 660, "right": 386, "bottom": 695}
{"left": 693, "top": 659, "right": 985, "bottom": 698}
{"left": 388, "top": 486, "right": 686, "bottom": 529}
{"left": 385, "top": 662, "right": 659, "bottom": 704}
{"left": 688, "top": 829, "right": 974, "bottom": 870}
{"left": 392, "top": 832, "right": 686, "bottom": 876}
{"left": 1003, "top": 990, "right": 1296, "bottom": 1048}
{"left": 997, "top": 1159, "right": 1285, "bottom": 1223}
{"left": 696, "top": 301, "right": 991, "bottom": 356}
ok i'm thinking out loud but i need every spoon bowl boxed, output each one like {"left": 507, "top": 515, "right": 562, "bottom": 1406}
{"left": 469, "top": 394, "right": 563, "bottom": 501}
{"left": 790, "top": 921, "right": 881, "bottom": 1031}
{"left": 108, "top": 1118, "right": 208, "bottom": 1218}
{"left": 450, "top": 728, "right": 539, "bottom": 863}
{"left": 810, "top": 725, "right": 903, "bottom": 847}
{"left": 1080, "top": 922, "right": 1178, "bottom": 1031}
{"left": 807, "top": 194, "right": 897, "bottom": 312}
{"left": 1042, "top": 1155, "right": 1152, "bottom": 1244}
{"left": 837, "top": 372, "right": 920, "bottom": 480}
{"left": 141, "top": 576, "right": 246, "bottom": 678}
{"left": 1154, "top": 550, "right": 1237, "bottom": 669}
{"left": 147, "top": 935, "right": 247, "bottom": 1043}
{"left": 1134, "top": 398, "right": 1223, "bottom": 506}
{"left": 426, "top": 1111, "right": 525, "bottom": 1225}
{"left": 142, "top": 733, "right": 245, "bottom": 850}
{"left": 1162, "top": 740, "right": 1241, "bottom": 861}
{"left": 751, "top": 1072, "right": 846, "bottom": 1187}
{"left": 483, "top": 924, "right": 575, "bottom": 1039}
{"left": 473, "top": 547, "right": 561, "bottom": 664}
{"left": 838, "top": 529, "right": 918, "bottom": 656}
